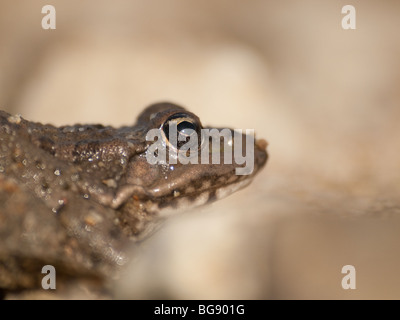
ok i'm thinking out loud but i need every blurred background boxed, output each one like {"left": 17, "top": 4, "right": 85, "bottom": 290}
{"left": 1, "top": 0, "right": 400, "bottom": 299}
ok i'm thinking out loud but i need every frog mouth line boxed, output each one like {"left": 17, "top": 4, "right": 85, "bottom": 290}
{"left": 153, "top": 178, "right": 254, "bottom": 216}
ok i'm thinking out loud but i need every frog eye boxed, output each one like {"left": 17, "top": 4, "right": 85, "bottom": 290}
{"left": 162, "top": 113, "right": 202, "bottom": 149}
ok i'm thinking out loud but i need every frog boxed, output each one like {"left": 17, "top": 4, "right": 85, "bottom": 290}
{"left": 0, "top": 102, "right": 267, "bottom": 297}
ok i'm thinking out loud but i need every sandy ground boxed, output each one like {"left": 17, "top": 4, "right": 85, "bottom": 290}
{"left": 1, "top": 0, "right": 400, "bottom": 299}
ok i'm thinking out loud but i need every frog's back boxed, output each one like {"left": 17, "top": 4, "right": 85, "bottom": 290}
{"left": 0, "top": 110, "right": 129, "bottom": 291}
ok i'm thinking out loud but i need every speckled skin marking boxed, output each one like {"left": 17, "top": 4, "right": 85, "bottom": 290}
{"left": 0, "top": 102, "right": 268, "bottom": 292}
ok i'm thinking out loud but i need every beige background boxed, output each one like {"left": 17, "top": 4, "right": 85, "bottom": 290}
{"left": 1, "top": 0, "right": 400, "bottom": 299}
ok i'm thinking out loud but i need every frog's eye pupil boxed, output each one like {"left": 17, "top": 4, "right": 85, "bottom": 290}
{"left": 177, "top": 121, "right": 197, "bottom": 136}
{"left": 162, "top": 114, "right": 202, "bottom": 150}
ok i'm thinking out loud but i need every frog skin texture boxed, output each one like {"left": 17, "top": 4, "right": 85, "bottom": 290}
{"left": 0, "top": 102, "right": 268, "bottom": 293}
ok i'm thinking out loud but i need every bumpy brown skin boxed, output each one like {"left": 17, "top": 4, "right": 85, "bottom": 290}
{"left": 0, "top": 102, "right": 268, "bottom": 293}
